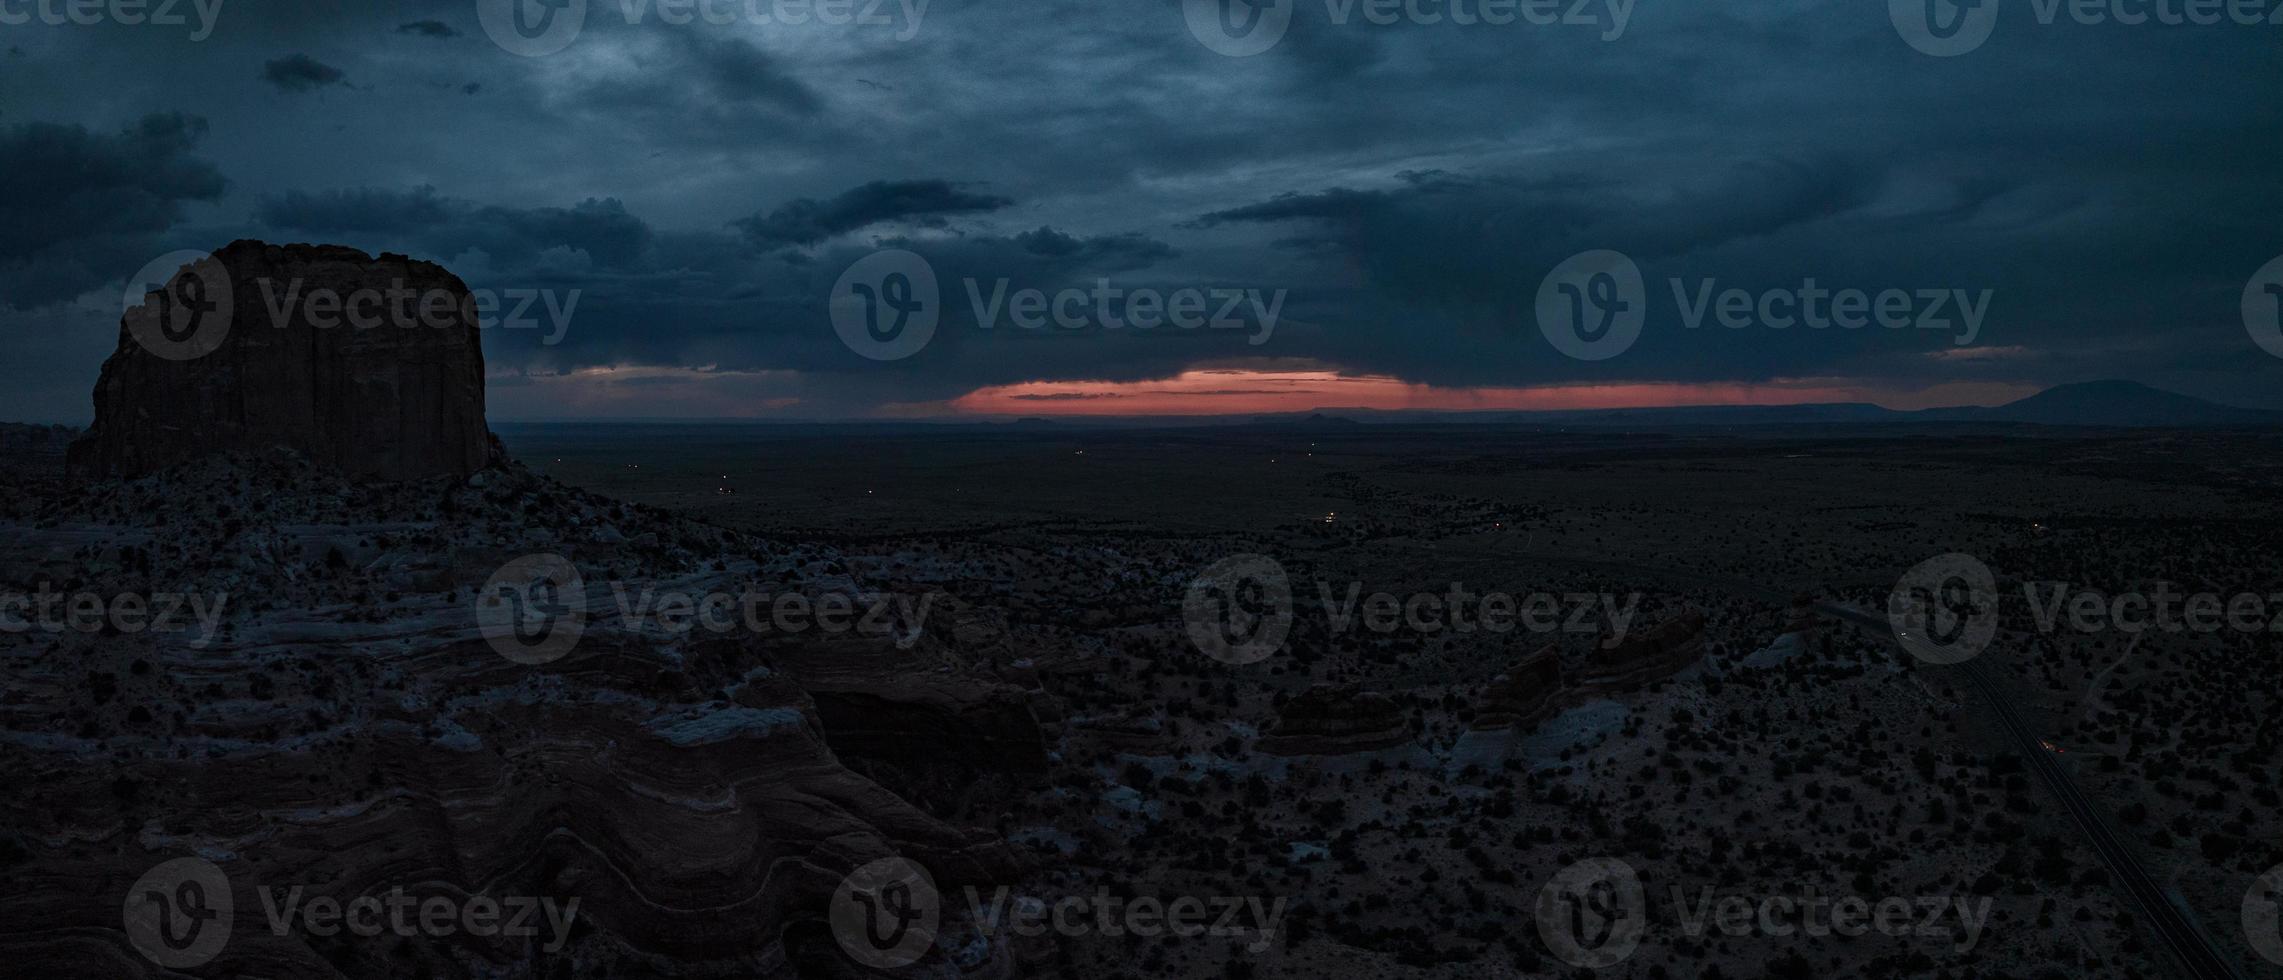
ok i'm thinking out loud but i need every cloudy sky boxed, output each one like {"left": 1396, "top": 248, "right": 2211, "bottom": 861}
{"left": 2, "top": 0, "right": 2280, "bottom": 421}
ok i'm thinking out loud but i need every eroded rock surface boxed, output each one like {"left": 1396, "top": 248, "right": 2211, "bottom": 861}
{"left": 1583, "top": 609, "right": 1707, "bottom": 688}
{"left": 1257, "top": 683, "right": 1412, "bottom": 756}
{"left": 69, "top": 241, "right": 490, "bottom": 482}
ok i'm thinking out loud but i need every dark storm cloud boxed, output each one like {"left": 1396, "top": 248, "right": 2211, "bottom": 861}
{"left": 686, "top": 32, "right": 823, "bottom": 115}
{"left": 260, "top": 54, "right": 348, "bottom": 93}
{"left": 1196, "top": 161, "right": 1875, "bottom": 306}
{"left": 1011, "top": 227, "right": 1178, "bottom": 270}
{"left": 0, "top": 113, "right": 226, "bottom": 310}
{"left": 4, "top": 0, "right": 2283, "bottom": 419}
{"left": 734, "top": 180, "right": 1017, "bottom": 250}
{"left": 259, "top": 188, "right": 654, "bottom": 269}
{"left": 257, "top": 186, "right": 452, "bottom": 233}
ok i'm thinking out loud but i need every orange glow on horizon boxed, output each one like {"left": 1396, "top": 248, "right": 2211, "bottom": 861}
{"left": 943, "top": 370, "right": 2038, "bottom": 416}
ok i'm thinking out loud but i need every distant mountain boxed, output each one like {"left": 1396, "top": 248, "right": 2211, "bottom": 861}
{"left": 1953, "top": 380, "right": 2281, "bottom": 427}
{"left": 0, "top": 422, "right": 78, "bottom": 455}
{"left": 1219, "top": 381, "right": 2278, "bottom": 430}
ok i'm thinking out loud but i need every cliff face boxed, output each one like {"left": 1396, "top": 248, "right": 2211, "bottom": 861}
{"left": 1585, "top": 609, "right": 1708, "bottom": 688}
{"left": 69, "top": 241, "right": 490, "bottom": 482}
{"left": 1257, "top": 683, "right": 1413, "bottom": 756}
{"left": 1472, "top": 645, "right": 1564, "bottom": 731}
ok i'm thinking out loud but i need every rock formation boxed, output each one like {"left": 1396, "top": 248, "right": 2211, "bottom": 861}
{"left": 69, "top": 241, "right": 491, "bottom": 482}
{"left": 1257, "top": 683, "right": 1413, "bottom": 756}
{"left": 0, "top": 422, "right": 77, "bottom": 456}
{"left": 1583, "top": 609, "right": 1707, "bottom": 687}
{"left": 1472, "top": 644, "right": 1564, "bottom": 731}
{"left": 8, "top": 244, "right": 1047, "bottom": 976}
{"left": 1785, "top": 591, "right": 1820, "bottom": 638}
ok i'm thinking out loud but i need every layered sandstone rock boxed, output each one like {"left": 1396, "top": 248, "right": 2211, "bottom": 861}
{"left": 1472, "top": 645, "right": 1564, "bottom": 731}
{"left": 1786, "top": 592, "right": 1820, "bottom": 638}
{"left": 1257, "top": 683, "right": 1413, "bottom": 756}
{"left": 0, "top": 458, "right": 1031, "bottom": 978}
{"left": 1583, "top": 609, "right": 1707, "bottom": 687}
{"left": 69, "top": 241, "right": 490, "bottom": 482}
{"left": 9, "top": 250, "right": 1041, "bottom": 975}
